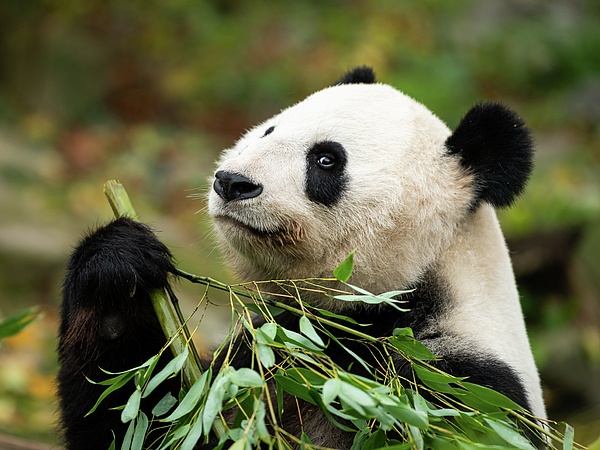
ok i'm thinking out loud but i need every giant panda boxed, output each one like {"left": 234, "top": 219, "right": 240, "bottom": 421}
{"left": 57, "top": 66, "right": 546, "bottom": 450}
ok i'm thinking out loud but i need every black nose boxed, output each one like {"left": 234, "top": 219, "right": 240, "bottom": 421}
{"left": 213, "top": 170, "right": 263, "bottom": 202}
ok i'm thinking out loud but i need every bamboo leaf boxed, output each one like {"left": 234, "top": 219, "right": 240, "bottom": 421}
{"left": 299, "top": 316, "right": 325, "bottom": 347}
{"left": 333, "top": 251, "right": 355, "bottom": 282}
{"left": 163, "top": 368, "right": 211, "bottom": 422}
{"left": 245, "top": 302, "right": 284, "bottom": 317}
{"left": 260, "top": 322, "right": 278, "bottom": 340}
{"left": 388, "top": 336, "right": 437, "bottom": 360}
{"left": 121, "top": 418, "right": 135, "bottom": 450}
{"left": 338, "top": 381, "right": 376, "bottom": 408}
{"left": 202, "top": 372, "right": 230, "bottom": 433}
{"left": 86, "top": 371, "right": 136, "bottom": 416}
{"left": 562, "top": 422, "right": 574, "bottom": 450}
{"left": 0, "top": 306, "right": 41, "bottom": 340}
{"left": 121, "top": 388, "right": 142, "bottom": 423}
{"left": 381, "top": 404, "right": 428, "bottom": 429}
{"left": 483, "top": 418, "right": 536, "bottom": 449}
{"left": 313, "top": 308, "right": 363, "bottom": 325}
{"left": 278, "top": 327, "right": 323, "bottom": 352}
{"left": 143, "top": 346, "right": 189, "bottom": 398}
{"left": 414, "top": 365, "right": 466, "bottom": 385}
{"left": 229, "top": 368, "right": 264, "bottom": 388}
{"left": 131, "top": 412, "right": 148, "bottom": 450}
{"left": 152, "top": 392, "right": 177, "bottom": 417}
{"left": 460, "top": 382, "right": 523, "bottom": 411}
{"left": 274, "top": 374, "right": 316, "bottom": 404}
{"left": 180, "top": 414, "right": 204, "bottom": 450}
{"left": 256, "top": 343, "right": 275, "bottom": 368}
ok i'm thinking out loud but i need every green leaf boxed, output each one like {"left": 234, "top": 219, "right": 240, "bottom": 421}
{"left": 351, "top": 428, "right": 370, "bottom": 450}
{"left": 299, "top": 316, "right": 325, "bottom": 347}
{"left": 278, "top": 327, "right": 323, "bottom": 352}
{"left": 301, "top": 432, "right": 314, "bottom": 449}
{"left": 414, "top": 365, "right": 466, "bottom": 385}
{"left": 286, "top": 368, "right": 327, "bottom": 387}
{"left": 452, "top": 388, "right": 501, "bottom": 413}
{"left": 460, "top": 382, "right": 523, "bottom": 411}
{"left": 86, "top": 371, "right": 136, "bottom": 416}
{"left": 163, "top": 368, "right": 211, "bottom": 422}
{"left": 259, "top": 322, "right": 278, "bottom": 340}
{"left": 388, "top": 336, "right": 437, "bottom": 360}
{"left": 334, "top": 250, "right": 355, "bottom": 282}
{"left": 393, "top": 327, "right": 414, "bottom": 337}
{"left": 229, "top": 368, "right": 264, "bottom": 388}
{"left": 322, "top": 378, "right": 341, "bottom": 406}
{"left": 202, "top": 371, "right": 230, "bottom": 433}
{"left": 180, "top": 414, "right": 204, "bottom": 450}
{"left": 313, "top": 308, "right": 364, "bottom": 325}
{"left": 256, "top": 343, "right": 275, "bottom": 368}
{"left": 484, "top": 418, "right": 536, "bottom": 449}
{"left": 562, "top": 422, "right": 574, "bottom": 450}
{"left": 0, "top": 306, "right": 41, "bottom": 340}
{"left": 245, "top": 302, "right": 284, "bottom": 317}
{"left": 121, "top": 418, "right": 135, "bottom": 450}
{"left": 381, "top": 404, "right": 428, "bottom": 429}
{"left": 383, "top": 443, "right": 419, "bottom": 450}
{"left": 229, "top": 437, "right": 247, "bottom": 450}
{"left": 121, "top": 388, "right": 142, "bottom": 423}
{"left": 362, "top": 429, "right": 387, "bottom": 450}
{"left": 338, "top": 381, "right": 376, "bottom": 409}
{"left": 131, "top": 412, "right": 148, "bottom": 450}
{"left": 274, "top": 374, "right": 316, "bottom": 404}
{"left": 101, "top": 355, "right": 157, "bottom": 376}
{"left": 143, "top": 346, "right": 189, "bottom": 398}
{"left": 152, "top": 392, "right": 177, "bottom": 417}
{"left": 334, "top": 284, "right": 410, "bottom": 311}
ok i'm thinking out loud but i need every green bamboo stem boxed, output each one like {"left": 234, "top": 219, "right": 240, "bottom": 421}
{"left": 103, "top": 181, "right": 202, "bottom": 388}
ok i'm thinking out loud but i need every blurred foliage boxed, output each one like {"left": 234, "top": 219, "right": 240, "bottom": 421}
{"left": 0, "top": 0, "right": 599, "bottom": 446}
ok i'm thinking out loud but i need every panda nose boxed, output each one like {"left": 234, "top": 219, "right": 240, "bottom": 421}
{"left": 213, "top": 170, "right": 263, "bottom": 202}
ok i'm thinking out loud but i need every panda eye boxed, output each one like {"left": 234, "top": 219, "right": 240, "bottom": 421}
{"left": 316, "top": 154, "right": 335, "bottom": 169}
{"left": 262, "top": 126, "right": 275, "bottom": 137}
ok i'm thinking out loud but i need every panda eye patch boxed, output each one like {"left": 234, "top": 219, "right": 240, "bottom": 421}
{"left": 305, "top": 141, "right": 348, "bottom": 206}
{"left": 262, "top": 126, "right": 275, "bottom": 137}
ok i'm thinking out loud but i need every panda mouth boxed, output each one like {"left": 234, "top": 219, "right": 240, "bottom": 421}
{"left": 215, "top": 215, "right": 305, "bottom": 248}
{"left": 215, "top": 215, "right": 269, "bottom": 236}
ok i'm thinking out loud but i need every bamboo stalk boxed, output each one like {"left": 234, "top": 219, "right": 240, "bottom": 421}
{"left": 103, "top": 180, "right": 202, "bottom": 388}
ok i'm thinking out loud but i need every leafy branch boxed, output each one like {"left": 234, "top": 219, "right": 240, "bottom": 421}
{"left": 97, "top": 180, "right": 582, "bottom": 450}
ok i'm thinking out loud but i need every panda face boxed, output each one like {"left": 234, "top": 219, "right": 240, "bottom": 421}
{"left": 208, "top": 83, "right": 476, "bottom": 299}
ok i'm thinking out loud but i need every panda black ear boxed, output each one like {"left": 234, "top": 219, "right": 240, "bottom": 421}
{"left": 334, "top": 66, "right": 376, "bottom": 85}
{"left": 446, "top": 102, "right": 534, "bottom": 209}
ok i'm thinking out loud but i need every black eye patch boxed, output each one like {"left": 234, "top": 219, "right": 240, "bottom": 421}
{"left": 262, "top": 126, "right": 275, "bottom": 137}
{"left": 305, "top": 141, "right": 348, "bottom": 206}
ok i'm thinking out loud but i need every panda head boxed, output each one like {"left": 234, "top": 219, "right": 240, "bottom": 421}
{"left": 208, "top": 67, "right": 533, "bottom": 306}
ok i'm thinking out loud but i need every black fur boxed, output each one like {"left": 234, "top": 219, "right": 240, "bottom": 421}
{"left": 57, "top": 218, "right": 179, "bottom": 450}
{"left": 334, "top": 66, "right": 376, "bottom": 85}
{"left": 262, "top": 125, "right": 275, "bottom": 137}
{"left": 305, "top": 141, "right": 348, "bottom": 206}
{"left": 445, "top": 102, "right": 534, "bottom": 209}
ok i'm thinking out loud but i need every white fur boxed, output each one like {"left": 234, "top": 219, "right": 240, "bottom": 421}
{"left": 208, "top": 82, "right": 546, "bottom": 419}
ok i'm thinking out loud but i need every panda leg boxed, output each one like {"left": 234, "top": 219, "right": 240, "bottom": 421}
{"left": 57, "top": 218, "right": 179, "bottom": 450}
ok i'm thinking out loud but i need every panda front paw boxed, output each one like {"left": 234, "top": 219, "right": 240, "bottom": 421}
{"left": 63, "top": 217, "right": 176, "bottom": 307}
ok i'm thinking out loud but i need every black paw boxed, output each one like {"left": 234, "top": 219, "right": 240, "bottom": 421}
{"left": 63, "top": 217, "right": 176, "bottom": 307}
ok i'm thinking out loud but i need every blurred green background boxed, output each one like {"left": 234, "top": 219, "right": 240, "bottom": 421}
{"left": 0, "top": 0, "right": 599, "bottom": 446}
